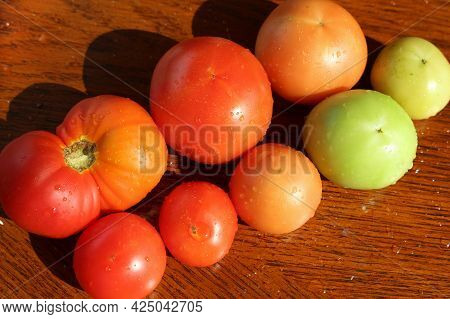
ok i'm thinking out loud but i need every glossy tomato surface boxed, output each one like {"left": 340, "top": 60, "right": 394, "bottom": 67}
{"left": 303, "top": 90, "right": 418, "bottom": 189}
{"left": 255, "top": 0, "right": 367, "bottom": 104}
{"left": 0, "top": 131, "right": 100, "bottom": 238}
{"left": 371, "top": 37, "right": 450, "bottom": 120}
{"left": 229, "top": 143, "right": 322, "bottom": 234}
{"left": 57, "top": 95, "right": 167, "bottom": 211}
{"left": 150, "top": 37, "right": 273, "bottom": 164}
{"left": 73, "top": 213, "right": 166, "bottom": 299}
{"left": 0, "top": 95, "right": 167, "bottom": 238}
{"left": 159, "top": 182, "right": 238, "bottom": 267}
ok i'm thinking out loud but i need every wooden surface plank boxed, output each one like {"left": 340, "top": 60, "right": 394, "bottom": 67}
{"left": 0, "top": 0, "right": 449, "bottom": 298}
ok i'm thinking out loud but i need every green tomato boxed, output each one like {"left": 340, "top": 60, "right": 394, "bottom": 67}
{"left": 371, "top": 37, "right": 450, "bottom": 120}
{"left": 303, "top": 90, "right": 417, "bottom": 190}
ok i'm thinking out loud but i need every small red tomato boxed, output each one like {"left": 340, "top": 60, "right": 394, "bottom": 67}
{"left": 73, "top": 213, "right": 166, "bottom": 299}
{"left": 150, "top": 37, "right": 273, "bottom": 164}
{"left": 159, "top": 182, "right": 238, "bottom": 267}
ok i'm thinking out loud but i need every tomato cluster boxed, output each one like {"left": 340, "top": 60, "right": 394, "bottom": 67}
{"left": 1, "top": 0, "right": 447, "bottom": 298}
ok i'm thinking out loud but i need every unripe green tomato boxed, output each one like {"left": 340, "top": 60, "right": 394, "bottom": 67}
{"left": 371, "top": 37, "right": 450, "bottom": 120}
{"left": 303, "top": 90, "right": 417, "bottom": 190}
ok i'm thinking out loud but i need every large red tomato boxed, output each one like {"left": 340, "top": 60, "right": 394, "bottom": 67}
{"left": 0, "top": 95, "right": 167, "bottom": 238}
{"left": 150, "top": 37, "right": 273, "bottom": 164}
{"left": 73, "top": 213, "right": 166, "bottom": 299}
{"left": 255, "top": 0, "right": 367, "bottom": 104}
{"left": 159, "top": 182, "right": 238, "bottom": 267}
{"left": 229, "top": 143, "right": 322, "bottom": 234}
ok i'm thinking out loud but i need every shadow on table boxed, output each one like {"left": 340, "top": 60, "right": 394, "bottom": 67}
{"left": 29, "top": 234, "right": 81, "bottom": 289}
{"left": 0, "top": 207, "right": 8, "bottom": 220}
{"left": 192, "top": 0, "right": 276, "bottom": 49}
{"left": 0, "top": 83, "right": 86, "bottom": 150}
{"left": 355, "top": 36, "right": 384, "bottom": 90}
{"left": 83, "top": 29, "right": 177, "bottom": 107}
{"left": 1, "top": 29, "right": 177, "bottom": 152}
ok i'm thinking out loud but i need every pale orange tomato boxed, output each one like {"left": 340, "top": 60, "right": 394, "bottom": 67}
{"left": 229, "top": 143, "right": 322, "bottom": 234}
{"left": 255, "top": 0, "right": 367, "bottom": 104}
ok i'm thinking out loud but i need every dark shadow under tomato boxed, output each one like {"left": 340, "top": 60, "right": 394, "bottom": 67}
{"left": 29, "top": 233, "right": 82, "bottom": 290}
{"left": 0, "top": 207, "right": 8, "bottom": 220}
{"left": 192, "top": 0, "right": 276, "bottom": 50}
{"left": 0, "top": 83, "right": 86, "bottom": 150}
{"left": 354, "top": 36, "right": 384, "bottom": 90}
{"left": 83, "top": 30, "right": 177, "bottom": 107}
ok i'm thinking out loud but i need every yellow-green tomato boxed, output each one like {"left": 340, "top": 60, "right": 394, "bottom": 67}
{"left": 371, "top": 37, "right": 450, "bottom": 120}
{"left": 303, "top": 90, "right": 417, "bottom": 190}
{"left": 229, "top": 143, "right": 322, "bottom": 234}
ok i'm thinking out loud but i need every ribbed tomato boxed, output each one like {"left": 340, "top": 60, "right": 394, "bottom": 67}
{"left": 57, "top": 95, "right": 167, "bottom": 211}
{"left": 0, "top": 95, "right": 167, "bottom": 238}
{"left": 0, "top": 131, "right": 100, "bottom": 238}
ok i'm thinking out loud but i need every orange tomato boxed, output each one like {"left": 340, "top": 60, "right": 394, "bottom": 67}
{"left": 57, "top": 95, "right": 167, "bottom": 212}
{"left": 229, "top": 143, "right": 322, "bottom": 234}
{"left": 255, "top": 0, "right": 367, "bottom": 104}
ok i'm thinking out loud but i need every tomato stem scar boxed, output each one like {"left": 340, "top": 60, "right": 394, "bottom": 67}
{"left": 64, "top": 139, "right": 97, "bottom": 172}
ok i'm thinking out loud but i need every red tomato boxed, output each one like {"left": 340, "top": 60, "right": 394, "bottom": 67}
{"left": 150, "top": 37, "right": 273, "bottom": 164}
{"left": 73, "top": 213, "right": 166, "bottom": 299}
{"left": 256, "top": 0, "right": 367, "bottom": 104}
{"left": 159, "top": 182, "right": 238, "bottom": 267}
{"left": 0, "top": 131, "right": 100, "bottom": 238}
{"left": 0, "top": 95, "right": 167, "bottom": 238}
{"left": 229, "top": 143, "right": 322, "bottom": 234}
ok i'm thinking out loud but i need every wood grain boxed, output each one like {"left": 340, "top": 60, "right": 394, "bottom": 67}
{"left": 0, "top": 0, "right": 449, "bottom": 299}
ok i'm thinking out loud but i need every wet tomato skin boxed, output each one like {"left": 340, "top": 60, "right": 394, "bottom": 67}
{"left": 150, "top": 37, "right": 273, "bottom": 164}
{"left": 57, "top": 95, "right": 167, "bottom": 212}
{"left": 159, "top": 181, "right": 238, "bottom": 267}
{"left": 229, "top": 143, "right": 322, "bottom": 234}
{"left": 0, "top": 95, "right": 167, "bottom": 238}
{"left": 0, "top": 131, "right": 100, "bottom": 238}
{"left": 73, "top": 213, "right": 166, "bottom": 299}
{"left": 256, "top": 0, "right": 367, "bottom": 104}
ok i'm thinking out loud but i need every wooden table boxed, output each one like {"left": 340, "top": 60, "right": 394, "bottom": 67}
{"left": 0, "top": 0, "right": 449, "bottom": 299}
